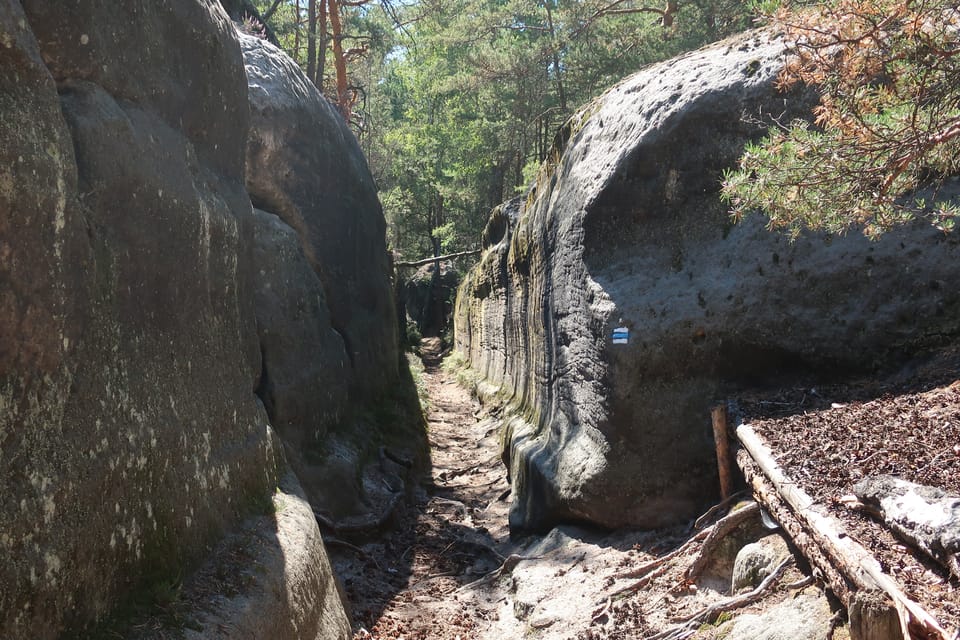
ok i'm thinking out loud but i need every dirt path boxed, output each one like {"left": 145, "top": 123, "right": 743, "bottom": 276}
{"left": 328, "top": 338, "right": 515, "bottom": 639}
{"left": 326, "top": 340, "right": 830, "bottom": 640}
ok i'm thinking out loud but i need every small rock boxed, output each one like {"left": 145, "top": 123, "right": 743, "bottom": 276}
{"left": 731, "top": 533, "right": 791, "bottom": 592}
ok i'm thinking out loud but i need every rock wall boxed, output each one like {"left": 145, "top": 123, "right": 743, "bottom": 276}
{"left": 0, "top": 1, "right": 404, "bottom": 637}
{"left": 241, "top": 33, "right": 421, "bottom": 527}
{"left": 455, "top": 30, "right": 960, "bottom": 533}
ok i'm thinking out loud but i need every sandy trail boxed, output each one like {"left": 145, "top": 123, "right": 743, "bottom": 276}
{"left": 326, "top": 339, "right": 825, "bottom": 640}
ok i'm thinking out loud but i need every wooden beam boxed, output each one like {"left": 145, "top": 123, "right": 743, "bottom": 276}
{"left": 736, "top": 423, "right": 952, "bottom": 640}
{"left": 395, "top": 249, "right": 481, "bottom": 268}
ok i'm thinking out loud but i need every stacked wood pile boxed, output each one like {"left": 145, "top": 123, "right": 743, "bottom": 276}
{"left": 734, "top": 420, "right": 959, "bottom": 640}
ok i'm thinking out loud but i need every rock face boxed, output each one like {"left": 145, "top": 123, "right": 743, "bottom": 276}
{"left": 241, "top": 34, "right": 419, "bottom": 524}
{"left": 241, "top": 32, "right": 398, "bottom": 397}
{"left": 455, "top": 30, "right": 960, "bottom": 533}
{"left": 0, "top": 2, "right": 400, "bottom": 638}
{"left": 402, "top": 261, "right": 461, "bottom": 337}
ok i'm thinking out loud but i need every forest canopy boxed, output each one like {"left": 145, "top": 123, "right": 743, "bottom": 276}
{"left": 242, "top": 0, "right": 960, "bottom": 256}
{"left": 722, "top": 0, "right": 960, "bottom": 238}
{"left": 242, "top": 0, "right": 756, "bottom": 260}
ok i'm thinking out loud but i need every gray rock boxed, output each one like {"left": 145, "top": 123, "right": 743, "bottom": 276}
{"left": 732, "top": 535, "right": 792, "bottom": 592}
{"left": 180, "top": 472, "right": 352, "bottom": 640}
{"left": 251, "top": 208, "right": 351, "bottom": 451}
{"left": 455, "top": 29, "right": 960, "bottom": 532}
{"left": 0, "top": 3, "right": 351, "bottom": 638}
{"left": 402, "top": 260, "right": 461, "bottom": 336}
{"left": 853, "top": 475, "right": 960, "bottom": 577}
{"left": 723, "top": 592, "right": 833, "bottom": 640}
{"left": 241, "top": 33, "right": 399, "bottom": 398}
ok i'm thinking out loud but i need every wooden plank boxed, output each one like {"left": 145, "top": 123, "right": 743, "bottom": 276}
{"left": 736, "top": 423, "right": 952, "bottom": 640}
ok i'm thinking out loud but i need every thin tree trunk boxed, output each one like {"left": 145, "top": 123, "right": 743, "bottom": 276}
{"left": 328, "top": 0, "right": 350, "bottom": 120}
{"left": 293, "top": 0, "right": 302, "bottom": 61}
{"left": 307, "top": 0, "right": 318, "bottom": 82}
{"left": 542, "top": 0, "right": 567, "bottom": 112}
{"left": 316, "top": 0, "right": 328, "bottom": 88}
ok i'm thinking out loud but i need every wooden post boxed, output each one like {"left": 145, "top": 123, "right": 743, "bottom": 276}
{"left": 711, "top": 405, "right": 733, "bottom": 500}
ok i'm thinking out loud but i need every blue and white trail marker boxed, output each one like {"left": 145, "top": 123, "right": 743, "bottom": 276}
{"left": 612, "top": 326, "right": 629, "bottom": 344}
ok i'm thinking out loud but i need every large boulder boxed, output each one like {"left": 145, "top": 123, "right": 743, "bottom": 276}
{"left": 240, "top": 34, "right": 423, "bottom": 525}
{"left": 455, "top": 29, "right": 960, "bottom": 533}
{"left": 241, "top": 32, "right": 398, "bottom": 398}
{"left": 0, "top": 2, "right": 352, "bottom": 638}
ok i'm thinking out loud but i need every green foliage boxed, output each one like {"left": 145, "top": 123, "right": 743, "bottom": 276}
{"left": 724, "top": 0, "right": 960, "bottom": 238}
{"left": 252, "top": 1, "right": 759, "bottom": 258}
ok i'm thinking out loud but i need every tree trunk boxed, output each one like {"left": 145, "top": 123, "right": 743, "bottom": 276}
{"left": 316, "top": 0, "right": 328, "bottom": 88}
{"left": 328, "top": 0, "right": 350, "bottom": 120}
{"left": 307, "top": 0, "right": 318, "bottom": 83}
{"left": 542, "top": 0, "right": 567, "bottom": 113}
{"left": 293, "top": 0, "right": 302, "bottom": 61}
{"left": 850, "top": 590, "right": 902, "bottom": 640}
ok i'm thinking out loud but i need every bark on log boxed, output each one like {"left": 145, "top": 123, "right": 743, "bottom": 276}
{"left": 737, "top": 449, "right": 854, "bottom": 607}
{"left": 736, "top": 424, "right": 952, "bottom": 640}
{"left": 852, "top": 475, "right": 960, "bottom": 581}
{"left": 850, "top": 589, "right": 903, "bottom": 640}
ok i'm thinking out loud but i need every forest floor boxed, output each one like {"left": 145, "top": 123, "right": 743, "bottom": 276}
{"left": 325, "top": 338, "right": 841, "bottom": 640}
{"left": 739, "top": 345, "right": 960, "bottom": 634}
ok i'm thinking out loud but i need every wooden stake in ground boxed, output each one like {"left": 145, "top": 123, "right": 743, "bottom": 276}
{"left": 712, "top": 405, "right": 733, "bottom": 501}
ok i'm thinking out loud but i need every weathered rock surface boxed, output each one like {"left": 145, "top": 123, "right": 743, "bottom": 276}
{"left": 455, "top": 29, "right": 960, "bottom": 533}
{"left": 172, "top": 472, "right": 350, "bottom": 640}
{"left": 0, "top": 2, "right": 403, "bottom": 637}
{"left": 722, "top": 591, "right": 834, "bottom": 640}
{"left": 251, "top": 207, "right": 351, "bottom": 455}
{"left": 401, "top": 260, "right": 461, "bottom": 337}
{"left": 240, "top": 34, "right": 421, "bottom": 525}
{"left": 732, "top": 534, "right": 792, "bottom": 593}
{"left": 241, "top": 32, "right": 398, "bottom": 397}
{"left": 853, "top": 475, "right": 960, "bottom": 578}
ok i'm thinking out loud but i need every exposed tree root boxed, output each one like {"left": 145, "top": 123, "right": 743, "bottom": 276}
{"left": 645, "top": 557, "right": 793, "bottom": 640}
{"left": 685, "top": 502, "right": 760, "bottom": 581}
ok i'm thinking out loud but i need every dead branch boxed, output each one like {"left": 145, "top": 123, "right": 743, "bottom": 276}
{"left": 614, "top": 528, "right": 713, "bottom": 581}
{"left": 685, "top": 502, "right": 760, "bottom": 581}
{"left": 322, "top": 536, "right": 382, "bottom": 570}
{"left": 693, "top": 489, "right": 749, "bottom": 530}
{"left": 395, "top": 249, "right": 482, "bottom": 268}
{"left": 456, "top": 553, "right": 544, "bottom": 592}
{"left": 646, "top": 558, "right": 793, "bottom": 640}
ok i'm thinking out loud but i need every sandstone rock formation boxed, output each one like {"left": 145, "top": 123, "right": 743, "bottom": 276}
{"left": 0, "top": 2, "right": 405, "bottom": 637}
{"left": 242, "top": 32, "right": 398, "bottom": 398}
{"left": 455, "top": 30, "right": 960, "bottom": 533}
{"left": 240, "top": 33, "right": 421, "bottom": 526}
{"left": 401, "top": 260, "right": 461, "bottom": 339}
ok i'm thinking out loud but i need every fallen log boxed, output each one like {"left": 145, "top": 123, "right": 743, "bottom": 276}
{"left": 737, "top": 449, "right": 854, "bottom": 607}
{"left": 850, "top": 475, "right": 960, "bottom": 581}
{"left": 736, "top": 423, "right": 953, "bottom": 640}
{"left": 394, "top": 249, "right": 481, "bottom": 268}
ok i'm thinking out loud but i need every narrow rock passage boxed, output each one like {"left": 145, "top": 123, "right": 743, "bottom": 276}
{"left": 328, "top": 337, "right": 516, "bottom": 639}
{"left": 326, "top": 341, "right": 826, "bottom": 640}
